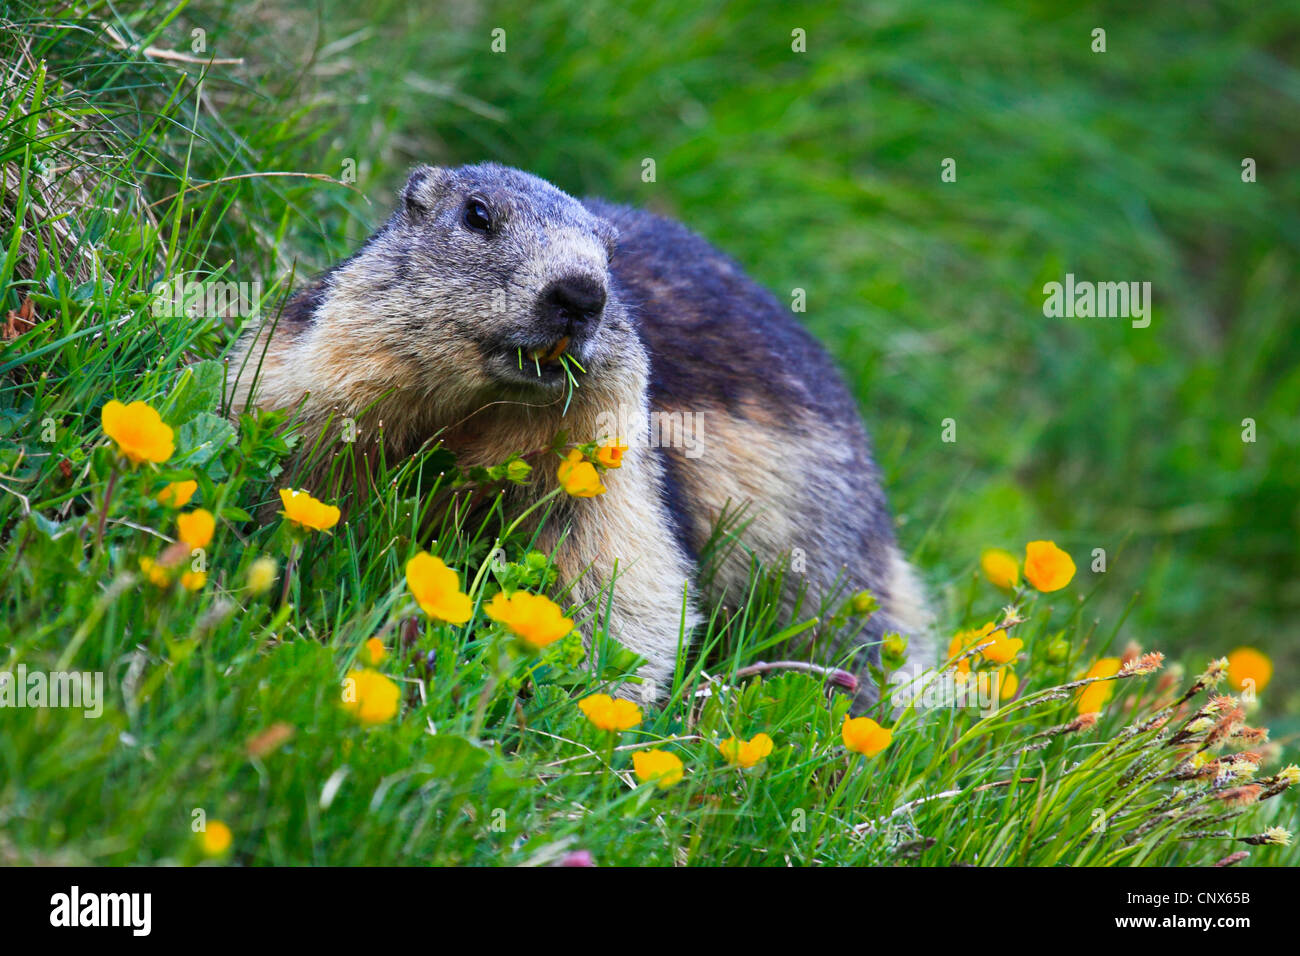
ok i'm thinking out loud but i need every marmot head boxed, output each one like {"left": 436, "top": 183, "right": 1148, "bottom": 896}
{"left": 237, "top": 163, "right": 647, "bottom": 451}
{"left": 330, "top": 163, "right": 631, "bottom": 400}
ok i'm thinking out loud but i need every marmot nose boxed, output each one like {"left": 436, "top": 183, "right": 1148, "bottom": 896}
{"left": 539, "top": 276, "right": 606, "bottom": 334}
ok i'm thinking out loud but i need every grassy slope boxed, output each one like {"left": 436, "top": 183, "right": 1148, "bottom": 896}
{"left": 0, "top": 0, "right": 1295, "bottom": 865}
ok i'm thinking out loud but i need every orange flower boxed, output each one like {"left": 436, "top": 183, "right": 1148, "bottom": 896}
{"left": 948, "top": 622, "right": 997, "bottom": 673}
{"left": 557, "top": 449, "right": 606, "bottom": 497}
{"left": 405, "top": 552, "right": 473, "bottom": 625}
{"left": 102, "top": 399, "right": 174, "bottom": 465}
{"left": 1076, "top": 657, "right": 1122, "bottom": 715}
{"left": 176, "top": 508, "right": 215, "bottom": 550}
{"left": 980, "top": 629, "right": 1023, "bottom": 665}
{"left": 139, "top": 556, "right": 171, "bottom": 587}
{"left": 579, "top": 693, "right": 642, "bottom": 732}
{"left": 139, "top": 557, "right": 205, "bottom": 592}
{"left": 996, "top": 667, "right": 1019, "bottom": 700}
{"left": 632, "top": 749, "right": 684, "bottom": 789}
{"left": 980, "top": 548, "right": 1019, "bottom": 589}
{"left": 595, "top": 441, "right": 628, "bottom": 469}
{"left": 341, "top": 668, "right": 401, "bottom": 725}
{"left": 1023, "top": 540, "right": 1075, "bottom": 592}
{"left": 485, "top": 590, "right": 573, "bottom": 649}
{"left": 156, "top": 480, "right": 197, "bottom": 508}
{"left": 842, "top": 715, "right": 893, "bottom": 757}
{"left": 718, "top": 732, "right": 774, "bottom": 768}
{"left": 199, "top": 821, "right": 232, "bottom": 857}
{"left": 278, "top": 488, "right": 340, "bottom": 532}
{"left": 1227, "top": 647, "right": 1272, "bottom": 694}
{"left": 364, "top": 637, "right": 386, "bottom": 665}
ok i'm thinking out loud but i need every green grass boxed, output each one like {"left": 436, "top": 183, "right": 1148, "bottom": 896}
{"left": 0, "top": 0, "right": 1296, "bottom": 866}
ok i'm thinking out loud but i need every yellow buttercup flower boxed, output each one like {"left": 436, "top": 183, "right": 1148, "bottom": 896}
{"left": 1076, "top": 657, "right": 1122, "bottom": 715}
{"left": 176, "top": 508, "right": 215, "bottom": 550}
{"left": 948, "top": 622, "right": 997, "bottom": 673}
{"left": 980, "top": 548, "right": 1019, "bottom": 589}
{"left": 139, "top": 556, "right": 171, "bottom": 588}
{"left": 997, "top": 667, "right": 1019, "bottom": 700}
{"left": 557, "top": 449, "right": 606, "bottom": 497}
{"left": 199, "top": 821, "right": 232, "bottom": 857}
{"left": 842, "top": 716, "right": 893, "bottom": 757}
{"left": 484, "top": 590, "right": 573, "bottom": 649}
{"left": 405, "top": 552, "right": 473, "bottom": 625}
{"left": 579, "top": 693, "right": 642, "bottom": 732}
{"left": 138, "top": 552, "right": 204, "bottom": 592}
{"left": 633, "top": 749, "right": 684, "bottom": 789}
{"left": 157, "top": 480, "right": 197, "bottom": 508}
{"left": 365, "top": 637, "right": 386, "bottom": 666}
{"left": 102, "top": 399, "right": 174, "bottom": 465}
{"left": 1227, "top": 647, "right": 1272, "bottom": 694}
{"left": 1024, "top": 540, "right": 1075, "bottom": 592}
{"left": 278, "top": 488, "right": 340, "bottom": 532}
{"left": 595, "top": 441, "right": 628, "bottom": 469}
{"left": 980, "top": 629, "right": 1023, "bottom": 665}
{"left": 247, "top": 556, "right": 277, "bottom": 595}
{"left": 718, "top": 732, "right": 774, "bottom": 768}
{"left": 341, "top": 668, "right": 401, "bottom": 725}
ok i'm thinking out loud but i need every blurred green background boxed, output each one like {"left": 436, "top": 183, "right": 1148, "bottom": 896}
{"left": 169, "top": 0, "right": 1300, "bottom": 711}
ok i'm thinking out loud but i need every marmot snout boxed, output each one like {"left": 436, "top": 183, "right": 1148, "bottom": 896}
{"left": 231, "top": 162, "right": 934, "bottom": 709}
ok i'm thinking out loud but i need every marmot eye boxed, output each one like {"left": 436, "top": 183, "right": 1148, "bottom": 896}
{"left": 462, "top": 198, "right": 493, "bottom": 234}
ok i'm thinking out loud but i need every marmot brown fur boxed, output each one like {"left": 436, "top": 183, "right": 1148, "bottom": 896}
{"left": 230, "top": 163, "right": 933, "bottom": 708}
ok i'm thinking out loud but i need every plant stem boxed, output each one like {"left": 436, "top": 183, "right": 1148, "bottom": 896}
{"left": 280, "top": 539, "right": 300, "bottom": 608}
{"left": 470, "top": 638, "right": 507, "bottom": 741}
{"left": 94, "top": 465, "right": 119, "bottom": 552}
{"left": 466, "top": 486, "right": 563, "bottom": 599}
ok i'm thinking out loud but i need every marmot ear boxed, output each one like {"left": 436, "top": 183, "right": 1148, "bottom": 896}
{"left": 401, "top": 165, "right": 452, "bottom": 222}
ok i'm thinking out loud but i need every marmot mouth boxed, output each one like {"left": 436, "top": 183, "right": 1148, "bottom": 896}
{"left": 526, "top": 336, "right": 570, "bottom": 365}
{"left": 486, "top": 337, "right": 585, "bottom": 391}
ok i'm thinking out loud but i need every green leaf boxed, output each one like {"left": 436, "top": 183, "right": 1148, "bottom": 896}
{"left": 165, "top": 360, "right": 225, "bottom": 423}
{"left": 175, "top": 412, "right": 237, "bottom": 475}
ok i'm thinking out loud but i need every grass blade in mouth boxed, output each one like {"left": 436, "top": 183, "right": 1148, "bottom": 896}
{"left": 558, "top": 352, "right": 582, "bottom": 415}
